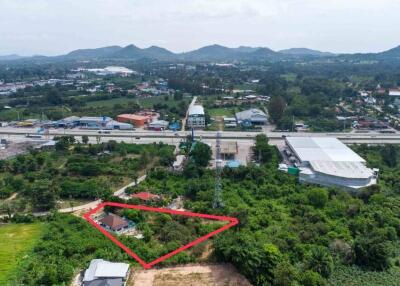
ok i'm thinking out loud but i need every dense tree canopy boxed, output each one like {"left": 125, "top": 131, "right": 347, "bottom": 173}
{"left": 189, "top": 141, "right": 212, "bottom": 167}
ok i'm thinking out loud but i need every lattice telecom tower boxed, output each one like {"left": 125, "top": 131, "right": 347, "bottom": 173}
{"left": 213, "top": 131, "right": 224, "bottom": 209}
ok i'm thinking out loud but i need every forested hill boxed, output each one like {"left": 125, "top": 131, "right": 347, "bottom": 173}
{"left": 3, "top": 44, "right": 400, "bottom": 63}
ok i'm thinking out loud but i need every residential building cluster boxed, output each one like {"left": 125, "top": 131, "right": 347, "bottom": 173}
{"left": 214, "top": 94, "right": 270, "bottom": 107}
{"left": 0, "top": 78, "right": 81, "bottom": 96}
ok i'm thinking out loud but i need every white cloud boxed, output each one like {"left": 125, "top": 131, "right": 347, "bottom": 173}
{"left": 0, "top": 0, "right": 399, "bottom": 55}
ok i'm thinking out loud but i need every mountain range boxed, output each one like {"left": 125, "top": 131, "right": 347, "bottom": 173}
{"left": 61, "top": 44, "right": 326, "bottom": 61}
{"left": 1, "top": 44, "right": 400, "bottom": 62}
{"left": 0, "top": 54, "right": 26, "bottom": 61}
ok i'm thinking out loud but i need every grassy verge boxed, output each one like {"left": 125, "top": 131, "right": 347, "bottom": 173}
{"left": 0, "top": 223, "right": 44, "bottom": 285}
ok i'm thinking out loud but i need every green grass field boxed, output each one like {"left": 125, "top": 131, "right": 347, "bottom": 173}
{"left": 86, "top": 95, "right": 191, "bottom": 109}
{"left": 280, "top": 73, "right": 297, "bottom": 82}
{"left": 0, "top": 223, "right": 44, "bottom": 285}
{"left": 207, "top": 107, "right": 235, "bottom": 117}
{"left": 86, "top": 97, "right": 139, "bottom": 107}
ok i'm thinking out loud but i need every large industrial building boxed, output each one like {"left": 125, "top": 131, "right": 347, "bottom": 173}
{"left": 285, "top": 137, "right": 378, "bottom": 190}
{"left": 148, "top": 120, "right": 169, "bottom": 130}
{"left": 187, "top": 105, "right": 205, "bottom": 128}
{"left": 79, "top": 116, "right": 112, "bottom": 128}
{"left": 235, "top": 109, "right": 268, "bottom": 126}
{"left": 116, "top": 114, "right": 150, "bottom": 127}
{"left": 57, "top": 116, "right": 133, "bottom": 130}
{"left": 104, "top": 120, "right": 133, "bottom": 130}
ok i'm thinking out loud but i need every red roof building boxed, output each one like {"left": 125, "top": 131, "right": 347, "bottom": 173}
{"left": 131, "top": 192, "right": 160, "bottom": 201}
{"left": 117, "top": 114, "right": 149, "bottom": 127}
{"left": 99, "top": 214, "right": 128, "bottom": 231}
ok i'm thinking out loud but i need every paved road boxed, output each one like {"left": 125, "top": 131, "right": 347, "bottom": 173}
{"left": 1, "top": 126, "right": 400, "bottom": 142}
{"left": 182, "top": 96, "right": 198, "bottom": 131}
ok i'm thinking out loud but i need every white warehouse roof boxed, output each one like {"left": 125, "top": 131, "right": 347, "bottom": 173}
{"left": 188, "top": 105, "right": 205, "bottom": 116}
{"left": 310, "top": 161, "right": 373, "bottom": 179}
{"left": 286, "top": 137, "right": 365, "bottom": 163}
{"left": 149, "top": 120, "right": 169, "bottom": 127}
{"left": 235, "top": 109, "right": 268, "bottom": 123}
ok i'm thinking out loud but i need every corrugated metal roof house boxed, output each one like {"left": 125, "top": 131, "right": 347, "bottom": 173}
{"left": 83, "top": 259, "right": 129, "bottom": 286}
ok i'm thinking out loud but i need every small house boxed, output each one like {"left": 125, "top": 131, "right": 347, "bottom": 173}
{"left": 83, "top": 259, "right": 129, "bottom": 286}
{"left": 99, "top": 214, "right": 128, "bottom": 232}
{"left": 131, "top": 192, "right": 160, "bottom": 202}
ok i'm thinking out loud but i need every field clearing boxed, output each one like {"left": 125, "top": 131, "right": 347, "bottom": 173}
{"left": 137, "top": 95, "right": 191, "bottom": 109}
{"left": 0, "top": 223, "right": 44, "bottom": 285}
{"left": 86, "top": 95, "right": 191, "bottom": 109}
{"left": 280, "top": 73, "right": 297, "bottom": 82}
{"left": 129, "top": 264, "right": 251, "bottom": 286}
{"left": 86, "top": 97, "right": 138, "bottom": 107}
{"left": 208, "top": 107, "right": 235, "bottom": 117}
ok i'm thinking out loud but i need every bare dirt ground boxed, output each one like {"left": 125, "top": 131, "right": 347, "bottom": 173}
{"left": 0, "top": 141, "right": 43, "bottom": 160}
{"left": 129, "top": 264, "right": 251, "bottom": 286}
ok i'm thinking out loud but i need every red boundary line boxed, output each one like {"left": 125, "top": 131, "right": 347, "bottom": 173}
{"left": 83, "top": 202, "right": 238, "bottom": 269}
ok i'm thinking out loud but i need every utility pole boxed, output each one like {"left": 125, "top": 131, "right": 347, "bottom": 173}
{"left": 213, "top": 131, "right": 224, "bottom": 209}
{"left": 292, "top": 115, "right": 295, "bottom": 132}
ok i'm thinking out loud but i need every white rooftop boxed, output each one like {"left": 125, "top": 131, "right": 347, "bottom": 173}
{"left": 80, "top": 116, "right": 112, "bottom": 122}
{"left": 310, "top": 161, "right": 373, "bottom": 179}
{"left": 188, "top": 105, "right": 205, "bottom": 116}
{"left": 286, "top": 137, "right": 365, "bottom": 163}
{"left": 235, "top": 109, "right": 268, "bottom": 122}
{"left": 389, "top": 90, "right": 400, "bottom": 96}
{"left": 83, "top": 259, "right": 129, "bottom": 282}
{"left": 149, "top": 120, "right": 169, "bottom": 126}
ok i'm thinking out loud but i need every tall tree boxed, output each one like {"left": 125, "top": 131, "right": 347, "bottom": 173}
{"left": 253, "top": 134, "right": 275, "bottom": 163}
{"left": 81, "top": 135, "right": 89, "bottom": 145}
{"left": 381, "top": 145, "right": 398, "bottom": 167}
{"left": 190, "top": 142, "right": 212, "bottom": 167}
{"left": 268, "top": 96, "right": 286, "bottom": 123}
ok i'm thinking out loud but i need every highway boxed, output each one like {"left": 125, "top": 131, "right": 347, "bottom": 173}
{"left": 0, "top": 127, "right": 400, "bottom": 144}
{"left": 0, "top": 127, "right": 399, "bottom": 219}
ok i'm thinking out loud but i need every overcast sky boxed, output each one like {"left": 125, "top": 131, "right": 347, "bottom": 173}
{"left": 1, "top": 0, "right": 400, "bottom": 56}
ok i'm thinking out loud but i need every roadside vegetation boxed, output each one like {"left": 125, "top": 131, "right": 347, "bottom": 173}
{"left": 0, "top": 139, "right": 174, "bottom": 214}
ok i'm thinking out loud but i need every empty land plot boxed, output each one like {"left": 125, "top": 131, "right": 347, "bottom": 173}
{"left": 130, "top": 264, "right": 251, "bottom": 286}
{"left": 208, "top": 108, "right": 235, "bottom": 117}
